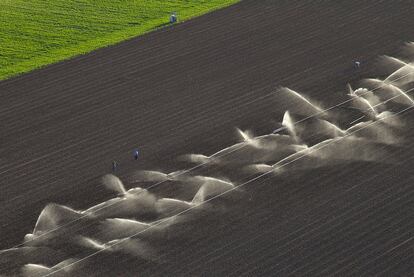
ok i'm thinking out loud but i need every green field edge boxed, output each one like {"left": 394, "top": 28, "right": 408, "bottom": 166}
{"left": 0, "top": 1, "right": 239, "bottom": 81}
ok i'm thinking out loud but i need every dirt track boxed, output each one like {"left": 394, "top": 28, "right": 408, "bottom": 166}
{"left": 1, "top": 0, "right": 413, "bottom": 275}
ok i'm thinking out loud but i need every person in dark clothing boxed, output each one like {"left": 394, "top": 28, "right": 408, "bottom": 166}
{"left": 112, "top": 160, "right": 118, "bottom": 172}
{"left": 133, "top": 149, "right": 139, "bottom": 160}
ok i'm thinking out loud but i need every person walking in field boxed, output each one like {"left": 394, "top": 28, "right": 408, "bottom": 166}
{"left": 133, "top": 149, "right": 139, "bottom": 160}
{"left": 170, "top": 12, "right": 177, "bottom": 24}
{"left": 112, "top": 160, "right": 118, "bottom": 172}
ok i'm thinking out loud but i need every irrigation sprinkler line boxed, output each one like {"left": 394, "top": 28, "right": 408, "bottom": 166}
{"left": 348, "top": 87, "right": 414, "bottom": 125}
{"left": 14, "top": 70, "right": 414, "bottom": 250}
{"left": 44, "top": 103, "right": 414, "bottom": 276}
{"left": 349, "top": 115, "right": 366, "bottom": 125}
{"left": 277, "top": 73, "right": 414, "bottom": 130}
{"left": 5, "top": 89, "right": 276, "bottom": 247}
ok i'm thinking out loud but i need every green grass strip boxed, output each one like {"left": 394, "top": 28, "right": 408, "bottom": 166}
{"left": 0, "top": 0, "right": 239, "bottom": 80}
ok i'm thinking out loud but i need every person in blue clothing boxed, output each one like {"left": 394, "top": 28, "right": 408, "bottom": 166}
{"left": 133, "top": 149, "right": 139, "bottom": 160}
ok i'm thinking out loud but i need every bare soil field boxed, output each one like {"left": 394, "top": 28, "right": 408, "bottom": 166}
{"left": 0, "top": 0, "right": 413, "bottom": 275}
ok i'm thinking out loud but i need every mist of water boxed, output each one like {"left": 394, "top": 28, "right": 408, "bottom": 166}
{"left": 98, "top": 218, "right": 152, "bottom": 241}
{"left": 132, "top": 170, "right": 171, "bottom": 182}
{"left": 347, "top": 84, "right": 385, "bottom": 111}
{"left": 282, "top": 111, "right": 299, "bottom": 142}
{"left": 236, "top": 128, "right": 253, "bottom": 142}
{"left": 21, "top": 259, "right": 78, "bottom": 277}
{"left": 156, "top": 198, "right": 193, "bottom": 217}
{"left": 0, "top": 246, "right": 67, "bottom": 274}
{"left": 82, "top": 188, "right": 157, "bottom": 220}
{"left": 384, "top": 63, "right": 414, "bottom": 87}
{"left": 102, "top": 174, "right": 126, "bottom": 195}
{"left": 347, "top": 90, "right": 378, "bottom": 119}
{"left": 242, "top": 163, "right": 278, "bottom": 175}
{"left": 364, "top": 78, "right": 414, "bottom": 106}
{"left": 377, "top": 55, "right": 410, "bottom": 75}
{"left": 277, "top": 87, "right": 325, "bottom": 117}
{"left": 192, "top": 176, "right": 235, "bottom": 204}
{"left": 346, "top": 119, "right": 403, "bottom": 145}
{"left": 76, "top": 236, "right": 158, "bottom": 261}
{"left": 178, "top": 153, "right": 210, "bottom": 164}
